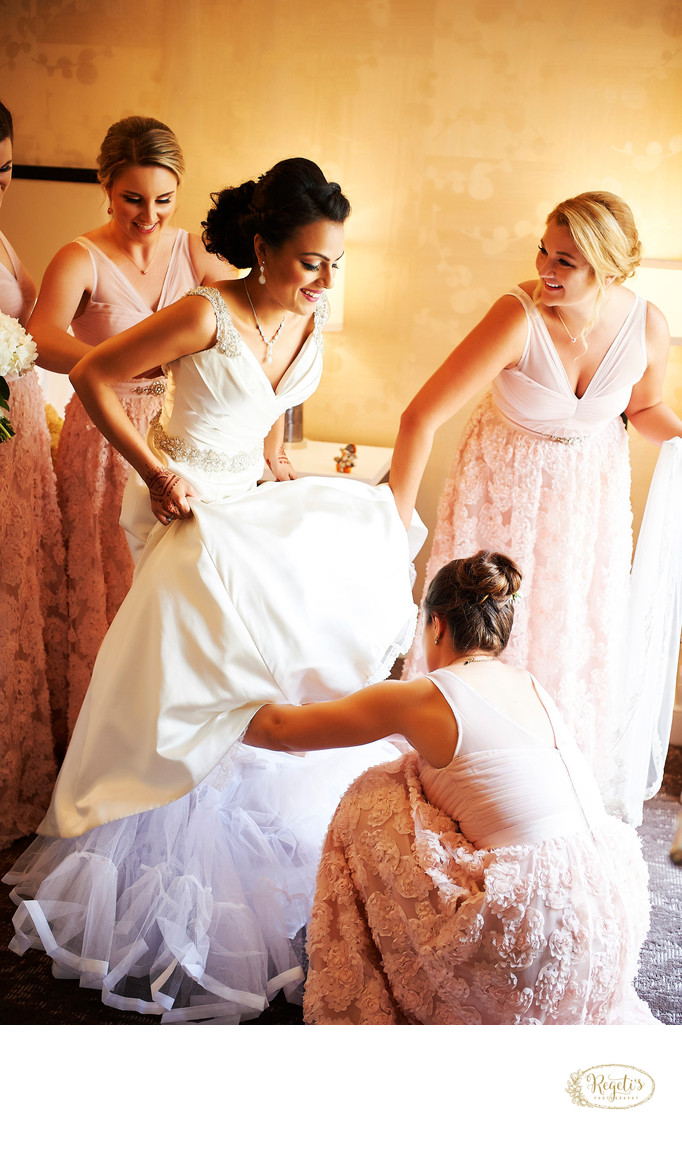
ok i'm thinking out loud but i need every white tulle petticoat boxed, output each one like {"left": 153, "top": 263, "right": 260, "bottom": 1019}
{"left": 4, "top": 738, "right": 401, "bottom": 1024}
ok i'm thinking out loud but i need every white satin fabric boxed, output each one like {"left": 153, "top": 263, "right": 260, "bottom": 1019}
{"left": 39, "top": 287, "right": 425, "bottom": 838}
{"left": 492, "top": 287, "right": 647, "bottom": 438}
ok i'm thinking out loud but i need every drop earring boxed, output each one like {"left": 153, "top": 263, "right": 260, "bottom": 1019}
{"left": 107, "top": 203, "right": 113, "bottom": 215}
{"left": 258, "top": 263, "right": 266, "bottom": 285}
{"left": 434, "top": 634, "right": 440, "bottom": 646}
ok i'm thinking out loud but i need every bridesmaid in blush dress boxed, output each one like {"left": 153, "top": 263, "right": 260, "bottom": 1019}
{"left": 245, "top": 551, "right": 658, "bottom": 1026}
{"left": 0, "top": 101, "right": 68, "bottom": 844}
{"left": 28, "top": 116, "right": 228, "bottom": 735}
{"left": 393, "top": 192, "right": 682, "bottom": 819}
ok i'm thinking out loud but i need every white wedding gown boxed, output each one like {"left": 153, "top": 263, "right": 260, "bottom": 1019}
{"left": 4, "top": 286, "right": 425, "bottom": 1023}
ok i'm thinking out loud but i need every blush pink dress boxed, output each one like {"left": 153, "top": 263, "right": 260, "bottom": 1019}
{"left": 403, "top": 286, "right": 648, "bottom": 817}
{"left": 304, "top": 668, "right": 658, "bottom": 1025}
{"left": 56, "top": 230, "right": 201, "bottom": 736}
{"left": 0, "top": 231, "right": 68, "bottom": 845}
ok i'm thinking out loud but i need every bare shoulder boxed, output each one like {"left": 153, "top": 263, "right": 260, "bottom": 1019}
{"left": 44, "top": 237, "right": 95, "bottom": 282}
{"left": 644, "top": 298, "right": 671, "bottom": 345}
{"left": 186, "top": 231, "right": 233, "bottom": 283}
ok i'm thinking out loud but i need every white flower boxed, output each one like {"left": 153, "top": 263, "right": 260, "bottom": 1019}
{"left": 0, "top": 311, "right": 37, "bottom": 379}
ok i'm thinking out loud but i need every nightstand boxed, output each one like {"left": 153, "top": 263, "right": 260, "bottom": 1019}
{"left": 262, "top": 439, "right": 393, "bottom": 486}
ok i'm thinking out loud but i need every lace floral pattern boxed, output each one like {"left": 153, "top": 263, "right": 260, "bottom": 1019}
{"left": 402, "top": 394, "right": 632, "bottom": 815}
{"left": 56, "top": 391, "right": 162, "bottom": 735}
{"left": 0, "top": 371, "right": 68, "bottom": 845}
{"left": 303, "top": 753, "right": 653, "bottom": 1025}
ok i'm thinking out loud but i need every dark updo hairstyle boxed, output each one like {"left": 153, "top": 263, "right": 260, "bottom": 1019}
{"left": 202, "top": 157, "right": 351, "bottom": 268}
{"left": 423, "top": 550, "right": 522, "bottom": 657}
{"left": 0, "top": 100, "right": 13, "bottom": 144}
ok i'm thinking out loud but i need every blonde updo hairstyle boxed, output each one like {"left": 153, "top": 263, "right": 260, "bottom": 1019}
{"left": 96, "top": 115, "right": 185, "bottom": 192}
{"left": 423, "top": 550, "right": 522, "bottom": 657}
{"left": 537, "top": 191, "right": 642, "bottom": 326}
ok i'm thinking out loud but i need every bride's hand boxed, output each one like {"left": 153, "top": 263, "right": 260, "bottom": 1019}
{"left": 144, "top": 466, "right": 198, "bottom": 525}
{"left": 266, "top": 447, "right": 298, "bottom": 482}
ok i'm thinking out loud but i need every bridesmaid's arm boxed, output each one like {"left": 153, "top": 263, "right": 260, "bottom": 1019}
{"left": 27, "top": 242, "right": 98, "bottom": 372}
{"left": 389, "top": 295, "right": 527, "bottom": 529}
{"left": 625, "top": 303, "right": 682, "bottom": 443}
{"left": 69, "top": 293, "right": 220, "bottom": 519}
{"left": 244, "top": 678, "right": 458, "bottom": 768}
{"left": 187, "top": 232, "right": 238, "bottom": 285}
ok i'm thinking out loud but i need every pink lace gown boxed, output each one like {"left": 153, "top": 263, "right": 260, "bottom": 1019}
{"left": 403, "top": 286, "right": 648, "bottom": 817}
{"left": 0, "top": 231, "right": 68, "bottom": 846}
{"left": 304, "top": 668, "right": 657, "bottom": 1025}
{"left": 56, "top": 231, "right": 202, "bottom": 735}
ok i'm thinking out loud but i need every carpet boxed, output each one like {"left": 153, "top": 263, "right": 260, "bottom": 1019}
{"left": 1, "top": 751, "right": 680, "bottom": 1026}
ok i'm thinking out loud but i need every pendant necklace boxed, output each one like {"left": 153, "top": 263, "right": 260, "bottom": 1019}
{"left": 243, "top": 281, "right": 286, "bottom": 365}
{"left": 555, "top": 307, "right": 582, "bottom": 345}
{"left": 109, "top": 222, "right": 162, "bottom": 276}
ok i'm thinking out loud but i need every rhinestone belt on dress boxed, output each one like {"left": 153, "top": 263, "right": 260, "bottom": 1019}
{"left": 150, "top": 413, "right": 263, "bottom": 474}
{"left": 131, "top": 379, "right": 166, "bottom": 395}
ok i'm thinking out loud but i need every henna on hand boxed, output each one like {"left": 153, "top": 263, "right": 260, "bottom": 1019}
{"left": 143, "top": 465, "right": 187, "bottom": 520}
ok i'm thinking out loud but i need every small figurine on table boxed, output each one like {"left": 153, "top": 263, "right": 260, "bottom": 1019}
{"left": 334, "top": 443, "right": 357, "bottom": 474}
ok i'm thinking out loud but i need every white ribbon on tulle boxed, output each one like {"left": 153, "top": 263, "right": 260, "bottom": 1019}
{"left": 614, "top": 437, "right": 682, "bottom": 825}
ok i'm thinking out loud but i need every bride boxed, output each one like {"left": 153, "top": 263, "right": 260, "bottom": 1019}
{"left": 4, "top": 157, "right": 424, "bottom": 1024}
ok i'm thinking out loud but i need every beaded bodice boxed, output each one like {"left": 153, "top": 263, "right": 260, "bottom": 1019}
{"left": 150, "top": 285, "right": 328, "bottom": 494}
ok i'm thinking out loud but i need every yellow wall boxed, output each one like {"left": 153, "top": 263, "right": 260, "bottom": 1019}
{"left": 2, "top": 0, "right": 681, "bottom": 591}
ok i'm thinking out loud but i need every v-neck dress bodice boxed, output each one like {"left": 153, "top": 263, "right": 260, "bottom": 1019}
{"left": 149, "top": 285, "right": 328, "bottom": 501}
{"left": 492, "top": 286, "right": 647, "bottom": 439}
{"left": 72, "top": 231, "right": 198, "bottom": 394}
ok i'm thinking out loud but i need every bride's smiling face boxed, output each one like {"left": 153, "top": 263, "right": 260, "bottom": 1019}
{"left": 255, "top": 219, "right": 345, "bottom": 316}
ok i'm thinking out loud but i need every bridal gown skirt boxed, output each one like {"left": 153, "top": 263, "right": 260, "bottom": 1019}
{"left": 4, "top": 475, "right": 423, "bottom": 1023}
{"left": 57, "top": 390, "right": 163, "bottom": 737}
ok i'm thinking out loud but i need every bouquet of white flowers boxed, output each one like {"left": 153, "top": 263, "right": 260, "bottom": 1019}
{"left": 0, "top": 310, "right": 38, "bottom": 442}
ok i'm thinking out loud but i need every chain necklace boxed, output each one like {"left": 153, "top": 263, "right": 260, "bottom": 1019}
{"left": 243, "top": 280, "right": 286, "bottom": 365}
{"left": 555, "top": 307, "right": 583, "bottom": 346}
{"left": 462, "top": 655, "right": 495, "bottom": 665}
{"left": 109, "top": 221, "right": 162, "bottom": 276}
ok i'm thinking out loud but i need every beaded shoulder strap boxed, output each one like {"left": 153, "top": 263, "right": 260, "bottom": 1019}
{"left": 312, "top": 291, "right": 330, "bottom": 352}
{"left": 186, "top": 285, "right": 242, "bottom": 357}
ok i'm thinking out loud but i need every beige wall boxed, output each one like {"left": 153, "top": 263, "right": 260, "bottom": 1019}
{"left": 2, "top": 0, "right": 681, "bottom": 592}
